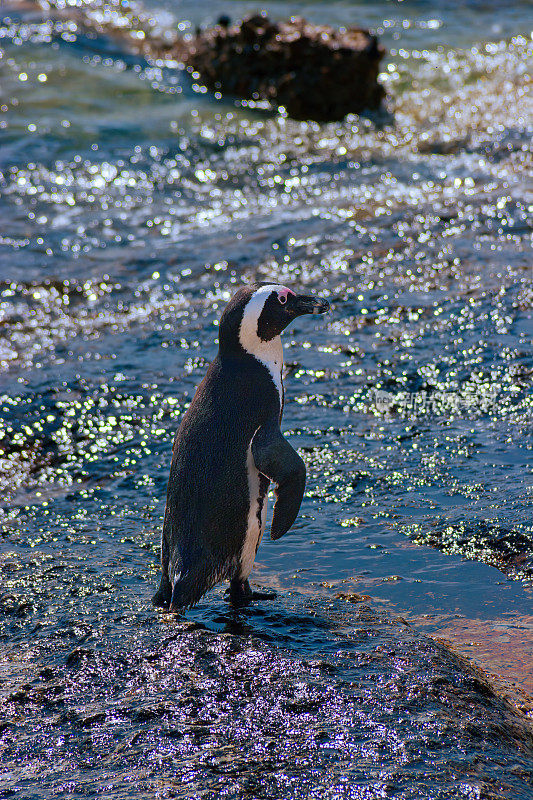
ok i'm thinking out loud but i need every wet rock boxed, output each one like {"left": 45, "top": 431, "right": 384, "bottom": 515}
{"left": 1, "top": 598, "right": 532, "bottom": 798}
{"left": 0, "top": 593, "right": 32, "bottom": 617}
{"left": 66, "top": 647, "right": 94, "bottom": 666}
{"left": 77, "top": 711, "right": 107, "bottom": 728}
{"left": 408, "top": 522, "right": 533, "bottom": 583}
{"left": 184, "top": 14, "right": 386, "bottom": 120}
{"left": 335, "top": 591, "right": 372, "bottom": 602}
{"left": 418, "top": 136, "right": 469, "bottom": 155}
{"left": 133, "top": 703, "right": 173, "bottom": 722}
{"left": 7, "top": 686, "right": 31, "bottom": 704}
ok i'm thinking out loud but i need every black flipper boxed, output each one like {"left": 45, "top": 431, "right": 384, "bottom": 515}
{"left": 251, "top": 419, "right": 306, "bottom": 541}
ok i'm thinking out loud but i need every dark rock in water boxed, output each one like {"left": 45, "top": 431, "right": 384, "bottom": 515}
{"left": 184, "top": 13, "right": 386, "bottom": 120}
{"left": 407, "top": 521, "right": 533, "bottom": 584}
{"left": 4, "top": 2, "right": 385, "bottom": 120}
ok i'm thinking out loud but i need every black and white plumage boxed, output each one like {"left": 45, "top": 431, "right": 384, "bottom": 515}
{"left": 152, "top": 283, "right": 329, "bottom": 611}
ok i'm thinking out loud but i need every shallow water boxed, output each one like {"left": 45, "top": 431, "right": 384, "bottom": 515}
{"left": 0, "top": 0, "right": 532, "bottom": 796}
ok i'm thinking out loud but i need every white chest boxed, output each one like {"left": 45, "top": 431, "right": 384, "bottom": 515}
{"left": 239, "top": 444, "right": 269, "bottom": 579}
{"left": 252, "top": 336, "right": 284, "bottom": 403}
{"left": 239, "top": 325, "right": 284, "bottom": 403}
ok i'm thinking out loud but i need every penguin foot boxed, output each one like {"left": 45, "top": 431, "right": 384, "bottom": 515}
{"left": 168, "top": 603, "right": 186, "bottom": 615}
{"left": 251, "top": 589, "right": 277, "bottom": 601}
{"left": 228, "top": 578, "right": 253, "bottom": 607}
{"left": 228, "top": 579, "right": 277, "bottom": 607}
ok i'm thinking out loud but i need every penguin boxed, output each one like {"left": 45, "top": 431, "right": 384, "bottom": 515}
{"left": 152, "top": 283, "right": 329, "bottom": 611}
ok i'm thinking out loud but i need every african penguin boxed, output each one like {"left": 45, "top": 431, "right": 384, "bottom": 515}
{"left": 153, "top": 283, "right": 329, "bottom": 611}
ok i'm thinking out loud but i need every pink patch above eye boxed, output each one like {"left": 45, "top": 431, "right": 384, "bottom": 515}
{"left": 277, "top": 288, "right": 295, "bottom": 304}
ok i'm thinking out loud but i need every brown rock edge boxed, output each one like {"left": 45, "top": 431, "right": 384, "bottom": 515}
{"left": 4, "top": 2, "right": 385, "bottom": 121}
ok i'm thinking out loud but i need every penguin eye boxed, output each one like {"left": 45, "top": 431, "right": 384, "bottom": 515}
{"left": 278, "top": 294, "right": 287, "bottom": 305}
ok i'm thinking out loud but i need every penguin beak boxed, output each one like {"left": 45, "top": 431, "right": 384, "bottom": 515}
{"left": 291, "top": 294, "right": 330, "bottom": 316}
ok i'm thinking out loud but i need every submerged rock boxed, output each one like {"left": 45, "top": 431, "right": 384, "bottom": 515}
{"left": 184, "top": 13, "right": 386, "bottom": 120}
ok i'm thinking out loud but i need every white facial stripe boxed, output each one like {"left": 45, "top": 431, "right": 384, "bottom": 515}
{"left": 238, "top": 285, "right": 287, "bottom": 402}
{"left": 240, "top": 285, "right": 287, "bottom": 337}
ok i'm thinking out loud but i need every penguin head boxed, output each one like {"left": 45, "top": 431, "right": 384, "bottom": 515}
{"left": 219, "top": 283, "right": 329, "bottom": 356}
